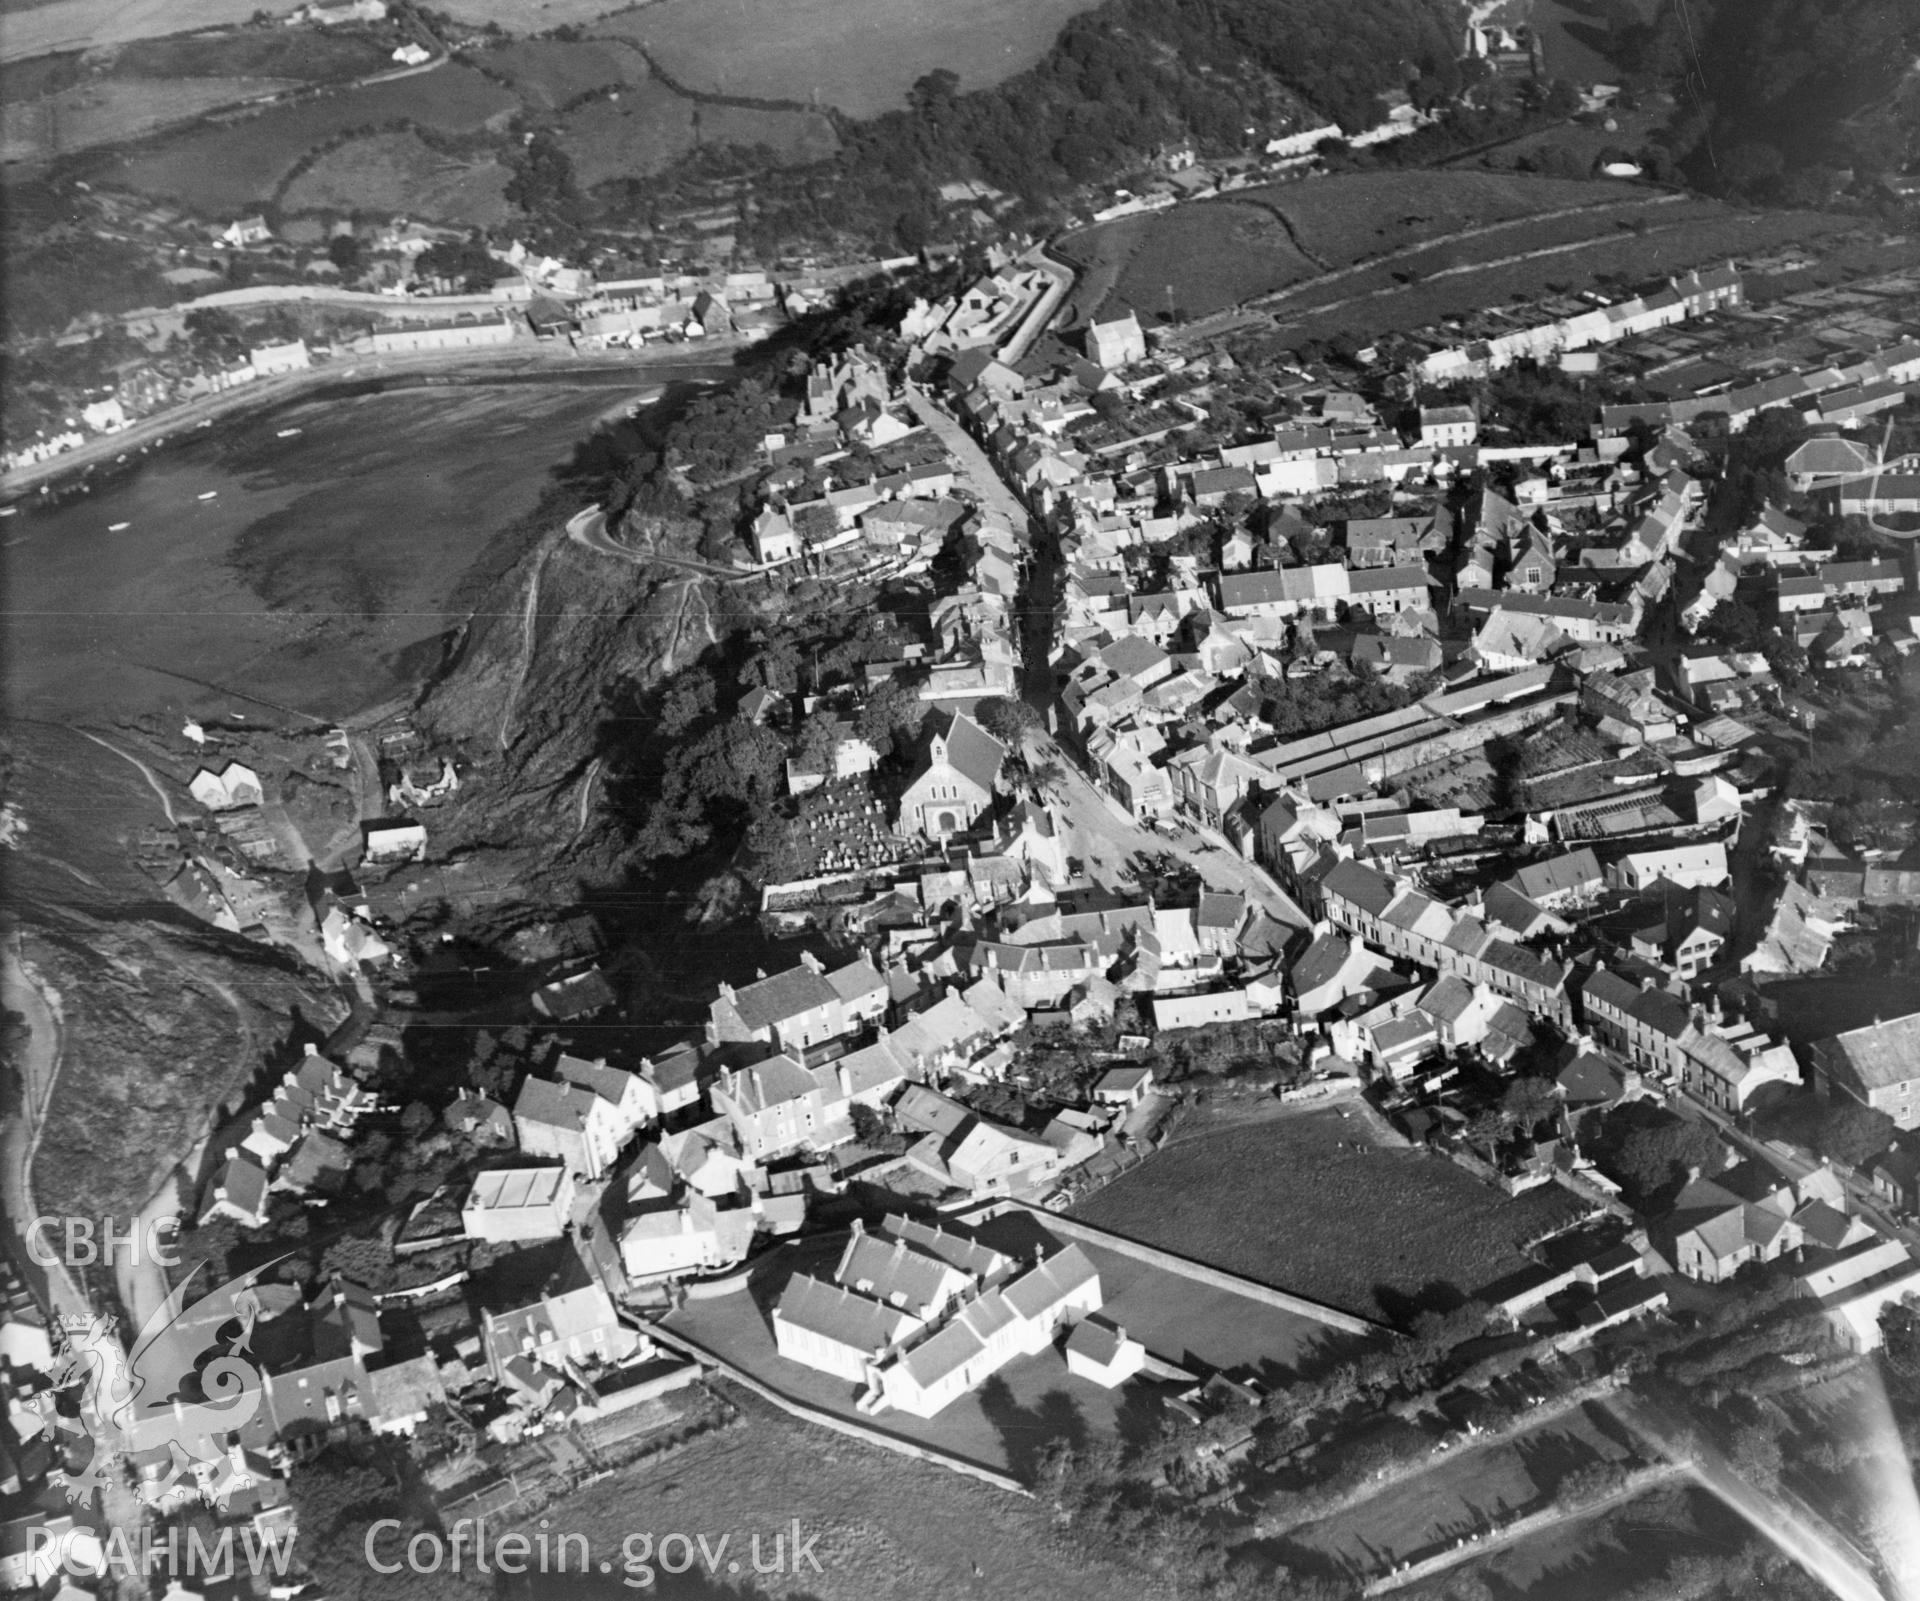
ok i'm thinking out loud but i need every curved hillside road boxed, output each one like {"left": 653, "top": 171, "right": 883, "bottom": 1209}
{"left": 75, "top": 729, "right": 178, "bottom": 826}
{"left": 568, "top": 504, "right": 748, "bottom": 579}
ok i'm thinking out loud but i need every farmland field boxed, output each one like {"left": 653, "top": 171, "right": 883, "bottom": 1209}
{"left": 535, "top": 1395, "right": 1154, "bottom": 1601}
{"left": 102, "top": 28, "right": 394, "bottom": 81}
{"left": 1072, "top": 1108, "right": 1586, "bottom": 1322}
{"left": 278, "top": 130, "right": 513, "bottom": 224}
{"left": 473, "top": 36, "right": 643, "bottom": 109}
{"left": 109, "top": 64, "right": 516, "bottom": 213}
{"left": 0, "top": 74, "right": 300, "bottom": 163}
{"left": 1241, "top": 171, "right": 1639, "bottom": 268}
{"left": 556, "top": 83, "right": 837, "bottom": 186}
{"left": 597, "top": 0, "right": 1101, "bottom": 117}
{"left": 431, "top": 0, "right": 627, "bottom": 30}
{"left": 1059, "top": 171, "right": 1657, "bottom": 327}
{"left": 554, "top": 79, "right": 699, "bottom": 183}
{"left": 1059, "top": 201, "right": 1320, "bottom": 326}
{"left": 1262, "top": 206, "right": 1856, "bottom": 347}
{"left": 0, "top": 0, "right": 308, "bottom": 65}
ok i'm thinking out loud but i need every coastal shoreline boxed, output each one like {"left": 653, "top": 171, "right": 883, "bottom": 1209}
{"left": 0, "top": 332, "right": 757, "bottom": 503}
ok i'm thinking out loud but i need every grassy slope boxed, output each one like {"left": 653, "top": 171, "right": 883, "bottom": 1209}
{"left": 110, "top": 63, "right": 515, "bottom": 211}
{"left": 598, "top": 0, "right": 1102, "bottom": 117}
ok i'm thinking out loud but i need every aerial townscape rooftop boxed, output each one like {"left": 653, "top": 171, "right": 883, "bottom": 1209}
{"left": 7, "top": 1, "right": 1920, "bottom": 1597}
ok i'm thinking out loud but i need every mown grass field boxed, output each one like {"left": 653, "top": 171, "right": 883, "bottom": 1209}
{"left": 1072, "top": 1109, "right": 1585, "bottom": 1322}
{"left": 278, "top": 129, "right": 513, "bottom": 224}
{"left": 110, "top": 63, "right": 515, "bottom": 211}
{"left": 598, "top": 0, "right": 1100, "bottom": 116}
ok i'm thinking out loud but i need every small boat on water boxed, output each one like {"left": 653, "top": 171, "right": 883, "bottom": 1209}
{"left": 108, "top": 522, "right": 130, "bottom": 532}
{"left": 276, "top": 427, "right": 302, "bottom": 438}
{"left": 197, "top": 490, "right": 218, "bottom": 501}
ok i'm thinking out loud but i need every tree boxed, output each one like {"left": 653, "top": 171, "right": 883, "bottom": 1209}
{"left": 1606, "top": 1111, "right": 1724, "bottom": 1206}
{"left": 974, "top": 695, "right": 1041, "bottom": 748}
{"left": 290, "top": 1446, "right": 481, "bottom": 1601}
{"left": 1726, "top": 1419, "right": 1783, "bottom": 1489}
{"left": 657, "top": 670, "right": 718, "bottom": 738}
{"left": 1812, "top": 1099, "right": 1895, "bottom": 1168}
{"left": 1502, "top": 1075, "right": 1561, "bottom": 1137}
{"left": 1464, "top": 1110, "right": 1511, "bottom": 1164}
{"left": 855, "top": 674, "right": 929, "bottom": 757}
{"left": 326, "top": 233, "right": 362, "bottom": 274}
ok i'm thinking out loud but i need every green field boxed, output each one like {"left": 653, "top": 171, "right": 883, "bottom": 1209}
{"left": 597, "top": 0, "right": 1100, "bottom": 116}
{"left": 1242, "top": 170, "right": 1640, "bottom": 270}
{"left": 549, "top": 1395, "right": 1150, "bottom": 1601}
{"left": 1059, "top": 200, "right": 1321, "bottom": 326}
{"left": 1072, "top": 1109, "right": 1586, "bottom": 1322}
{"left": 278, "top": 129, "right": 513, "bottom": 224}
{"left": 0, "top": 26, "right": 396, "bottom": 162}
{"left": 0, "top": 0, "right": 309, "bottom": 66}
{"left": 1061, "top": 171, "right": 1658, "bottom": 328}
{"left": 474, "top": 35, "right": 642, "bottom": 108}
{"left": 110, "top": 63, "right": 515, "bottom": 212}
{"left": 556, "top": 83, "right": 837, "bottom": 186}
{"left": 103, "top": 27, "right": 394, "bottom": 81}
{"left": 1262, "top": 206, "right": 1855, "bottom": 347}
{"left": 0, "top": 73, "right": 300, "bottom": 163}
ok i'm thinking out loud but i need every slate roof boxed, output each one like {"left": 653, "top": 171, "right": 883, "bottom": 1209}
{"left": 879, "top": 1214, "right": 1006, "bottom": 1282}
{"left": 1323, "top": 858, "right": 1397, "bottom": 917}
{"left": 728, "top": 964, "right": 840, "bottom": 1031}
{"left": 925, "top": 710, "right": 1008, "bottom": 794}
{"left": 1510, "top": 848, "right": 1602, "bottom": 902}
{"left": 776, "top": 1275, "right": 917, "bottom": 1355}
{"left": 834, "top": 1231, "right": 961, "bottom": 1315}
{"left": 1821, "top": 1012, "right": 1920, "bottom": 1092}
{"left": 513, "top": 1077, "right": 599, "bottom": 1134}
{"left": 1001, "top": 1243, "right": 1098, "bottom": 1320}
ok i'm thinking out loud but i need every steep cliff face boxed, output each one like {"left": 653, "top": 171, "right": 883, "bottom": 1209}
{"left": 2, "top": 725, "right": 343, "bottom": 1223}
{"left": 407, "top": 516, "right": 714, "bottom": 918}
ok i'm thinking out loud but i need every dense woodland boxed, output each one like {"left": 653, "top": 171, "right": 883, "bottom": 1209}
{"left": 587, "top": 0, "right": 1468, "bottom": 255}
{"left": 1593, "top": 0, "right": 1919, "bottom": 200}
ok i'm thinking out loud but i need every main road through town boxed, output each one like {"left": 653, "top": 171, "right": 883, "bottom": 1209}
{"left": 904, "top": 381, "right": 1311, "bottom": 930}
